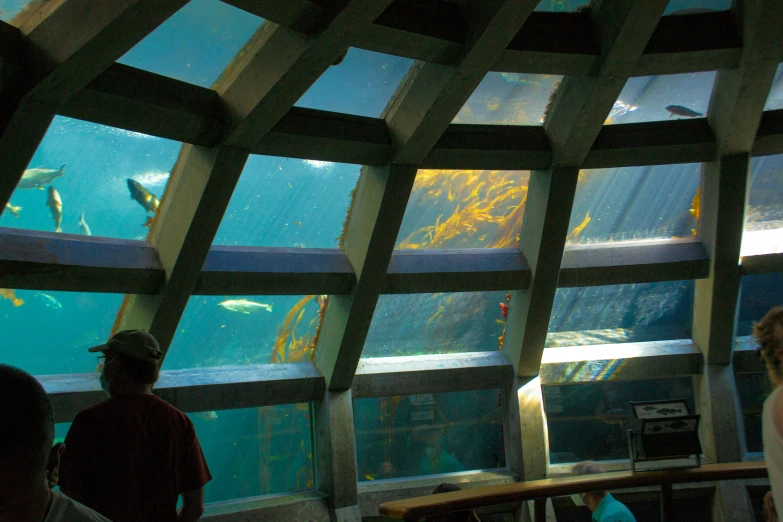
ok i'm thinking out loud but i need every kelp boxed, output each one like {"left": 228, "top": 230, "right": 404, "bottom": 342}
{"left": 0, "top": 289, "right": 24, "bottom": 307}
{"left": 270, "top": 295, "right": 328, "bottom": 363}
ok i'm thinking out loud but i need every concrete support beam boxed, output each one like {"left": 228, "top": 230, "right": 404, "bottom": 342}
{"left": 692, "top": 155, "right": 750, "bottom": 365}
{"left": 384, "top": 0, "right": 537, "bottom": 164}
{"left": 314, "top": 390, "right": 360, "bottom": 513}
{"left": 0, "top": 0, "right": 186, "bottom": 212}
{"left": 518, "top": 376, "right": 549, "bottom": 481}
{"left": 314, "top": 165, "right": 417, "bottom": 391}
{"left": 38, "top": 361, "right": 325, "bottom": 423}
{"left": 503, "top": 168, "right": 579, "bottom": 378}
{"left": 353, "top": 351, "right": 513, "bottom": 398}
{"left": 115, "top": 145, "right": 250, "bottom": 355}
{"left": 540, "top": 340, "right": 703, "bottom": 384}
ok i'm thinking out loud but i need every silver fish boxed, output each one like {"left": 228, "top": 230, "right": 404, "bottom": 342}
{"left": 18, "top": 165, "right": 66, "bottom": 190}
{"left": 218, "top": 299, "right": 273, "bottom": 314}
{"left": 78, "top": 213, "right": 91, "bottom": 236}
{"left": 34, "top": 292, "right": 62, "bottom": 310}
{"left": 4, "top": 203, "right": 21, "bottom": 217}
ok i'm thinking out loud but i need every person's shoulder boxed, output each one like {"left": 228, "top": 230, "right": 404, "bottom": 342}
{"left": 48, "top": 490, "right": 111, "bottom": 522}
{"left": 149, "top": 395, "right": 196, "bottom": 429}
{"left": 604, "top": 499, "right": 636, "bottom": 521}
{"left": 71, "top": 399, "right": 112, "bottom": 423}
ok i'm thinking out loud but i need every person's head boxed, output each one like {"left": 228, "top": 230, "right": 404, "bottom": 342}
{"left": 425, "top": 484, "right": 480, "bottom": 522}
{"left": 570, "top": 461, "right": 608, "bottom": 512}
{"left": 754, "top": 307, "right": 783, "bottom": 386}
{"left": 413, "top": 425, "right": 445, "bottom": 462}
{"left": 90, "top": 330, "right": 162, "bottom": 395}
{"left": 0, "top": 364, "right": 64, "bottom": 518}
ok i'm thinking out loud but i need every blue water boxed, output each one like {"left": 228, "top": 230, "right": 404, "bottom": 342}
{"left": 118, "top": 0, "right": 262, "bottom": 88}
{"left": 611, "top": 72, "right": 716, "bottom": 125}
{"left": 765, "top": 64, "right": 783, "bottom": 111}
{"left": 455, "top": 73, "right": 562, "bottom": 125}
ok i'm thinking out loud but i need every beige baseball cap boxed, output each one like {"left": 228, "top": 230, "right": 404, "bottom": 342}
{"left": 88, "top": 329, "right": 162, "bottom": 364}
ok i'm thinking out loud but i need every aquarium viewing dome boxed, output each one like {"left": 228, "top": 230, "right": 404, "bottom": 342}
{"left": 0, "top": 0, "right": 782, "bottom": 520}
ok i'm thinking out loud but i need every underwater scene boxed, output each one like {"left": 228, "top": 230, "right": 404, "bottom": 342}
{"left": 354, "top": 390, "right": 504, "bottom": 481}
{"left": 0, "top": 0, "right": 779, "bottom": 508}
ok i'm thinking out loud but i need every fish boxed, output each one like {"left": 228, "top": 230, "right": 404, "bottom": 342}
{"left": 655, "top": 408, "right": 683, "bottom": 416}
{"left": 78, "top": 213, "right": 91, "bottom": 236}
{"left": 566, "top": 211, "right": 591, "bottom": 241}
{"left": 0, "top": 289, "right": 24, "bottom": 307}
{"left": 17, "top": 164, "right": 66, "bottom": 190}
{"left": 665, "top": 105, "right": 703, "bottom": 118}
{"left": 193, "top": 410, "right": 218, "bottom": 422}
{"left": 217, "top": 299, "right": 273, "bottom": 314}
{"left": 4, "top": 202, "right": 22, "bottom": 217}
{"left": 34, "top": 292, "right": 62, "bottom": 310}
{"left": 293, "top": 221, "right": 302, "bottom": 226}
{"left": 292, "top": 243, "right": 306, "bottom": 248}
{"left": 127, "top": 179, "right": 160, "bottom": 214}
{"left": 46, "top": 186, "right": 62, "bottom": 233}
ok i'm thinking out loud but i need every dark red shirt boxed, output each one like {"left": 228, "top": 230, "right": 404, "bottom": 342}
{"left": 59, "top": 394, "right": 211, "bottom": 522}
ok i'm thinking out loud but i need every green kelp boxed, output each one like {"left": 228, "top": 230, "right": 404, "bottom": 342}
{"left": 270, "top": 295, "right": 327, "bottom": 363}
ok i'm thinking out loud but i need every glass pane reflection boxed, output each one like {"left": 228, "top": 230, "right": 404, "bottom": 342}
{"left": 547, "top": 281, "right": 695, "bottom": 347}
{"left": 363, "top": 292, "right": 507, "bottom": 358}
{"left": 354, "top": 390, "right": 504, "bottom": 481}
{"left": 544, "top": 377, "right": 695, "bottom": 463}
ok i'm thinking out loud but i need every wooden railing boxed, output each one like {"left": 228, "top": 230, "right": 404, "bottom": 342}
{"left": 378, "top": 462, "right": 768, "bottom": 521}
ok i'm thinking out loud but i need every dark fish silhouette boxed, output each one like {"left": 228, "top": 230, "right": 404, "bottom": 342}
{"left": 127, "top": 179, "right": 160, "bottom": 214}
{"left": 666, "top": 420, "right": 688, "bottom": 430}
{"left": 656, "top": 408, "right": 683, "bottom": 416}
{"left": 46, "top": 186, "right": 62, "bottom": 233}
{"left": 666, "top": 105, "right": 703, "bottom": 118}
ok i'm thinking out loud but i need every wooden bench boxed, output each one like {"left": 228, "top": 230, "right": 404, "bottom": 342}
{"left": 378, "top": 461, "right": 768, "bottom": 521}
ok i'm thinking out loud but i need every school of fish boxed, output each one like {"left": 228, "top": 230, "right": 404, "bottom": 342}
{"left": 1, "top": 164, "right": 163, "bottom": 236}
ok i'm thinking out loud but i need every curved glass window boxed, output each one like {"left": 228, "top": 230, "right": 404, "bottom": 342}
{"left": 544, "top": 377, "right": 695, "bottom": 463}
{"left": 354, "top": 390, "right": 503, "bottom": 481}
{"left": 295, "top": 48, "right": 413, "bottom": 118}
{"left": 743, "top": 154, "right": 783, "bottom": 256}
{"left": 214, "top": 156, "right": 360, "bottom": 248}
{"left": 0, "top": 116, "right": 179, "bottom": 240}
{"left": 396, "top": 169, "right": 529, "bottom": 250}
{"left": 189, "top": 405, "right": 313, "bottom": 503}
{"left": 0, "top": 0, "right": 33, "bottom": 22}
{"left": 567, "top": 164, "right": 700, "bottom": 245}
{"left": 455, "top": 73, "right": 563, "bottom": 126}
{"left": 765, "top": 64, "right": 783, "bottom": 111}
{"left": 0, "top": 289, "right": 123, "bottom": 375}
{"left": 534, "top": 0, "right": 589, "bottom": 11}
{"left": 663, "top": 0, "right": 731, "bottom": 15}
{"left": 164, "top": 295, "right": 325, "bottom": 370}
{"left": 736, "top": 373, "right": 772, "bottom": 453}
{"left": 118, "top": 0, "right": 262, "bottom": 88}
{"left": 607, "top": 72, "right": 715, "bottom": 125}
{"left": 736, "top": 273, "right": 783, "bottom": 337}
{"left": 363, "top": 292, "right": 507, "bottom": 358}
{"left": 547, "top": 281, "right": 695, "bottom": 347}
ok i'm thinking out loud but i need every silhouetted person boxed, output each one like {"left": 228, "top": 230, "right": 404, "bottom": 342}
{"left": 424, "top": 483, "right": 480, "bottom": 522}
{"left": 755, "top": 307, "right": 783, "bottom": 522}
{"left": 571, "top": 462, "right": 636, "bottom": 521}
{"left": 59, "top": 330, "right": 211, "bottom": 522}
{"left": 0, "top": 364, "right": 109, "bottom": 522}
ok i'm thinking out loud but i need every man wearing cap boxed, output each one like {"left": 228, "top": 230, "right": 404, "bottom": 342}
{"left": 58, "top": 330, "right": 212, "bottom": 522}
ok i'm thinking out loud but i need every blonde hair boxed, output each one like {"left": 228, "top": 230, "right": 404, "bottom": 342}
{"left": 753, "top": 307, "right": 783, "bottom": 382}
